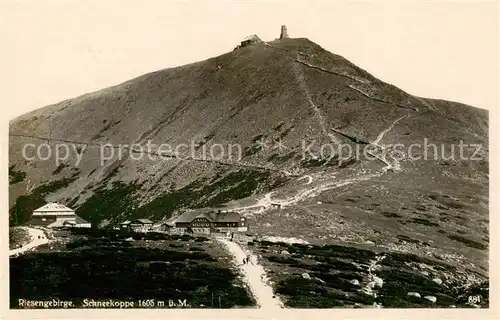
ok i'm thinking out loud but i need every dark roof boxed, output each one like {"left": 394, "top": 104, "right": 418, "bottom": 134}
{"left": 194, "top": 213, "right": 214, "bottom": 222}
{"left": 175, "top": 209, "right": 212, "bottom": 223}
{"left": 161, "top": 222, "right": 174, "bottom": 227}
{"left": 153, "top": 217, "right": 175, "bottom": 227}
{"left": 131, "top": 219, "right": 153, "bottom": 224}
{"left": 242, "top": 34, "right": 262, "bottom": 42}
{"left": 209, "top": 211, "right": 242, "bottom": 223}
{"left": 175, "top": 209, "right": 242, "bottom": 224}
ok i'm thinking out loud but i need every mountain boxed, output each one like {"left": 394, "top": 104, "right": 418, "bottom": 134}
{"left": 9, "top": 37, "right": 488, "bottom": 274}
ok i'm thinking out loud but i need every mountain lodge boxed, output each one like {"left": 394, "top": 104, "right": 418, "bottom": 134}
{"left": 28, "top": 203, "right": 90, "bottom": 228}
{"left": 174, "top": 209, "right": 248, "bottom": 234}
{"left": 240, "top": 34, "right": 262, "bottom": 48}
{"left": 129, "top": 219, "right": 153, "bottom": 233}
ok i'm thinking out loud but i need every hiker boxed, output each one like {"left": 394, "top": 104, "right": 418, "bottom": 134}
{"left": 246, "top": 254, "right": 251, "bottom": 265}
{"left": 242, "top": 258, "right": 246, "bottom": 265}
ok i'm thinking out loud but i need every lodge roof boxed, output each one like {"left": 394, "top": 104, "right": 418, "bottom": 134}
{"left": 33, "top": 202, "right": 75, "bottom": 214}
{"left": 132, "top": 219, "right": 153, "bottom": 224}
{"left": 155, "top": 217, "right": 176, "bottom": 227}
{"left": 175, "top": 209, "right": 243, "bottom": 224}
{"left": 62, "top": 216, "right": 88, "bottom": 225}
{"left": 242, "top": 34, "right": 261, "bottom": 42}
{"left": 209, "top": 211, "right": 242, "bottom": 223}
{"left": 175, "top": 209, "right": 212, "bottom": 223}
{"left": 194, "top": 213, "right": 214, "bottom": 222}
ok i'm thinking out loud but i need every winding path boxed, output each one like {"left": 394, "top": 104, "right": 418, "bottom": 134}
{"left": 219, "top": 239, "right": 283, "bottom": 309}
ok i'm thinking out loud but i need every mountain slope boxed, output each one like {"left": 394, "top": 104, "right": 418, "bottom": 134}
{"left": 9, "top": 37, "right": 488, "bottom": 274}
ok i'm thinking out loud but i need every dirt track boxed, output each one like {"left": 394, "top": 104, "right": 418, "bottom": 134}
{"left": 219, "top": 239, "right": 283, "bottom": 309}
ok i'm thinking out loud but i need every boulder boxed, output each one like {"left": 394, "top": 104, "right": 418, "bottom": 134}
{"left": 350, "top": 279, "right": 360, "bottom": 286}
{"left": 432, "top": 278, "right": 443, "bottom": 285}
{"left": 424, "top": 296, "right": 437, "bottom": 303}
{"left": 407, "top": 292, "right": 421, "bottom": 298}
{"left": 301, "top": 272, "right": 311, "bottom": 280}
{"left": 281, "top": 250, "right": 290, "bottom": 255}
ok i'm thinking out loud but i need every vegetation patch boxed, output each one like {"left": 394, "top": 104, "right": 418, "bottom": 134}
{"left": 277, "top": 126, "right": 293, "bottom": 140}
{"left": 409, "top": 218, "right": 439, "bottom": 227}
{"left": 253, "top": 241, "right": 379, "bottom": 307}
{"left": 243, "top": 134, "right": 266, "bottom": 157}
{"left": 381, "top": 252, "right": 456, "bottom": 272}
{"left": 396, "top": 235, "right": 421, "bottom": 244}
{"left": 254, "top": 241, "right": 486, "bottom": 308}
{"left": 76, "top": 181, "right": 139, "bottom": 227}
{"left": 300, "top": 158, "right": 336, "bottom": 168}
{"left": 200, "top": 170, "right": 272, "bottom": 207}
{"left": 52, "top": 163, "right": 69, "bottom": 175}
{"left": 10, "top": 234, "right": 254, "bottom": 308}
{"left": 9, "top": 165, "right": 26, "bottom": 185}
{"left": 381, "top": 211, "right": 402, "bottom": 218}
{"left": 447, "top": 235, "right": 487, "bottom": 250}
{"left": 267, "top": 151, "right": 296, "bottom": 163}
{"left": 375, "top": 269, "right": 453, "bottom": 307}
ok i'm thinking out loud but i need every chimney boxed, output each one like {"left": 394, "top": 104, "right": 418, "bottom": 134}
{"left": 280, "top": 25, "right": 289, "bottom": 39}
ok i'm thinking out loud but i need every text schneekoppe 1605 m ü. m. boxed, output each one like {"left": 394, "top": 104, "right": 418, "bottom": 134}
{"left": 17, "top": 299, "right": 189, "bottom": 308}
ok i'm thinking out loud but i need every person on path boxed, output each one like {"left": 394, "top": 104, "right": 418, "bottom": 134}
{"left": 242, "top": 258, "right": 246, "bottom": 265}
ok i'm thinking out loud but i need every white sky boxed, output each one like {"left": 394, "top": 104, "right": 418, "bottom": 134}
{"left": 0, "top": 1, "right": 497, "bottom": 121}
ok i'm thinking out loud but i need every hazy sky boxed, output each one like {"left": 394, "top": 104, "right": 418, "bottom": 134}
{"left": 0, "top": 1, "right": 497, "bottom": 121}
